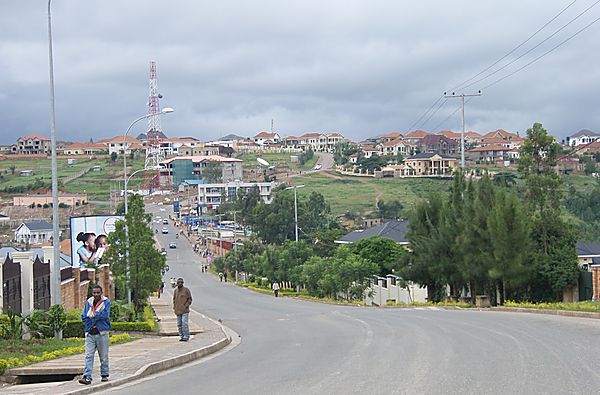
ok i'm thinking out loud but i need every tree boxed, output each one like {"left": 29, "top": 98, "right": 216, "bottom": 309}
{"left": 334, "top": 141, "right": 358, "bottom": 165}
{"left": 104, "top": 194, "right": 166, "bottom": 317}
{"left": 349, "top": 236, "right": 409, "bottom": 276}
{"left": 110, "top": 152, "right": 118, "bottom": 163}
{"left": 377, "top": 199, "right": 404, "bottom": 219}
{"left": 518, "top": 123, "right": 578, "bottom": 301}
{"left": 9, "top": 165, "right": 15, "bottom": 174}
{"left": 357, "top": 154, "right": 388, "bottom": 172}
{"left": 202, "top": 162, "right": 222, "bottom": 183}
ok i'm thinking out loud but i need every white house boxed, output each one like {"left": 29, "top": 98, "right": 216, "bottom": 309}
{"left": 197, "top": 181, "right": 276, "bottom": 209}
{"left": 253, "top": 132, "right": 281, "bottom": 146}
{"left": 567, "top": 129, "right": 600, "bottom": 147}
{"left": 14, "top": 221, "right": 61, "bottom": 244}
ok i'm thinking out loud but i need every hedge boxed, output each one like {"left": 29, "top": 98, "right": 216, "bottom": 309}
{"left": 504, "top": 300, "right": 600, "bottom": 312}
{"left": 0, "top": 333, "right": 133, "bottom": 375}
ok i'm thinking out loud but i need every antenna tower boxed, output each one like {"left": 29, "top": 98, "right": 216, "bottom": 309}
{"left": 143, "top": 60, "right": 165, "bottom": 191}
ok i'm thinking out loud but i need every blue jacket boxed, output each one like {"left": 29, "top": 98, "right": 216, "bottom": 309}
{"left": 81, "top": 296, "right": 111, "bottom": 333}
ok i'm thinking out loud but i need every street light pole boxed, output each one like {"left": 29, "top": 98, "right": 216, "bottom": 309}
{"left": 47, "top": 0, "right": 61, "bottom": 325}
{"left": 285, "top": 185, "right": 304, "bottom": 242}
{"left": 122, "top": 108, "right": 173, "bottom": 306}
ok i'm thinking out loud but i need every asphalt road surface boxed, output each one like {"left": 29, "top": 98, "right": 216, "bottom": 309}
{"left": 112, "top": 205, "right": 600, "bottom": 395}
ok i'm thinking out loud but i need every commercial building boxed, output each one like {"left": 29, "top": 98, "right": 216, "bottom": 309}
{"left": 196, "top": 181, "right": 275, "bottom": 209}
{"left": 159, "top": 155, "right": 244, "bottom": 188}
{"left": 13, "top": 193, "right": 87, "bottom": 207}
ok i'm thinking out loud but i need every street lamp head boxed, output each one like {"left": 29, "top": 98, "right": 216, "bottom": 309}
{"left": 161, "top": 107, "right": 174, "bottom": 114}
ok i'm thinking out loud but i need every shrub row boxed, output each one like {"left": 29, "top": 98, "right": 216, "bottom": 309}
{"left": 0, "top": 334, "right": 132, "bottom": 375}
{"left": 504, "top": 300, "right": 600, "bottom": 312}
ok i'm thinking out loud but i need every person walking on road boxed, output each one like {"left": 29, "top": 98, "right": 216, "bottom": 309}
{"left": 79, "top": 285, "right": 111, "bottom": 385}
{"left": 223, "top": 271, "right": 228, "bottom": 283}
{"left": 158, "top": 281, "right": 165, "bottom": 298}
{"left": 219, "top": 272, "right": 223, "bottom": 282}
{"left": 173, "top": 278, "right": 192, "bottom": 342}
{"left": 272, "top": 281, "right": 280, "bottom": 297}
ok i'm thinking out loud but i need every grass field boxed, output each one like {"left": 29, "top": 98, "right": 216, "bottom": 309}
{"left": 238, "top": 152, "right": 317, "bottom": 171}
{"left": 0, "top": 156, "right": 146, "bottom": 200}
{"left": 288, "top": 172, "right": 453, "bottom": 217}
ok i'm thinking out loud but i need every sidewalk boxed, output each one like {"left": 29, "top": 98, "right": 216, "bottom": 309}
{"left": 1, "top": 295, "right": 231, "bottom": 394}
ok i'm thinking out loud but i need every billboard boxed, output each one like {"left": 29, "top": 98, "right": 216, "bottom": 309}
{"left": 70, "top": 215, "right": 123, "bottom": 267}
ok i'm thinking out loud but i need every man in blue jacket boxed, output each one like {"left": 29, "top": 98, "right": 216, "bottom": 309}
{"left": 79, "top": 284, "right": 111, "bottom": 385}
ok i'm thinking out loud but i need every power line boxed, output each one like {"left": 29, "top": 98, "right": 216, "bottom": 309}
{"left": 481, "top": 14, "right": 600, "bottom": 90}
{"left": 450, "top": 0, "right": 578, "bottom": 92}
{"left": 418, "top": 97, "right": 448, "bottom": 130}
{"left": 432, "top": 98, "right": 473, "bottom": 131}
{"left": 460, "top": 0, "right": 600, "bottom": 91}
{"left": 406, "top": 95, "right": 444, "bottom": 132}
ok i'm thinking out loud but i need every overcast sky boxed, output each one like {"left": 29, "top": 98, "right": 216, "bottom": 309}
{"left": 1, "top": 1, "right": 599, "bottom": 144}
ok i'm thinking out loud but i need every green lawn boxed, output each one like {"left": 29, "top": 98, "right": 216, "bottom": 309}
{"left": 289, "top": 172, "right": 453, "bottom": 216}
{"left": 0, "top": 338, "right": 84, "bottom": 361}
{"left": 238, "top": 152, "right": 316, "bottom": 171}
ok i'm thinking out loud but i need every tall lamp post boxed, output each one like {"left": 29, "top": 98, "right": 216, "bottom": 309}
{"left": 47, "top": 1, "right": 62, "bottom": 336}
{"left": 285, "top": 185, "right": 304, "bottom": 242}
{"left": 122, "top": 108, "right": 173, "bottom": 306}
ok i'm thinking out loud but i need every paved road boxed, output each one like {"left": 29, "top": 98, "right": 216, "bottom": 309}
{"left": 113, "top": 205, "right": 600, "bottom": 395}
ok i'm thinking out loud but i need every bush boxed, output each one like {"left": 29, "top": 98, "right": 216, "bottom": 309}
{"left": 504, "top": 300, "right": 600, "bottom": 312}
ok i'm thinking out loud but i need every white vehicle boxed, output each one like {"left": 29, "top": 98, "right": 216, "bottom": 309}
{"left": 162, "top": 227, "right": 169, "bottom": 234}
{"left": 314, "top": 164, "right": 322, "bottom": 170}
{"left": 160, "top": 208, "right": 166, "bottom": 212}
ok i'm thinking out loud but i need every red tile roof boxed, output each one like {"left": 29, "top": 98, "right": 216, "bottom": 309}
{"left": 381, "top": 132, "right": 403, "bottom": 139}
{"left": 481, "top": 129, "right": 520, "bottom": 140}
{"left": 19, "top": 134, "right": 50, "bottom": 141}
{"left": 404, "top": 130, "right": 431, "bottom": 139}
{"left": 254, "top": 132, "right": 278, "bottom": 139}
{"left": 437, "top": 130, "right": 460, "bottom": 139}
{"left": 382, "top": 138, "right": 406, "bottom": 147}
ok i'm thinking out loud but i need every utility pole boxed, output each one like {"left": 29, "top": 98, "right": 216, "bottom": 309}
{"left": 443, "top": 91, "right": 482, "bottom": 169}
{"left": 285, "top": 185, "right": 304, "bottom": 242}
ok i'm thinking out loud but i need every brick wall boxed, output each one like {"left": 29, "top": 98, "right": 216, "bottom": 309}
{"left": 60, "top": 265, "right": 113, "bottom": 311}
{"left": 61, "top": 278, "right": 76, "bottom": 311}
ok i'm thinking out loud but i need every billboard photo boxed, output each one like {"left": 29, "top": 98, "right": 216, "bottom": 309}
{"left": 70, "top": 215, "right": 123, "bottom": 267}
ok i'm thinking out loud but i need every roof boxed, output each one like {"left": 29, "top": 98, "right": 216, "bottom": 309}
{"left": 15, "top": 193, "right": 86, "bottom": 197}
{"left": 62, "top": 142, "right": 105, "bottom": 150}
{"left": 481, "top": 129, "right": 520, "bottom": 140}
{"left": 573, "top": 140, "right": 600, "bottom": 154}
{"left": 220, "top": 134, "right": 246, "bottom": 141}
{"left": 22, "top": 220, "right": 53, "bottom": 231}
{"left": 19, "top": 134, "right": 50, "bottom": 141}
{"left": 284, "top": 136, "right": 299, "bottom": 140}
{"left": 381, "top": 132, "right": 403, "bottom": 139}
{"left": 465, "top": 131, "right": 482, "bottom": 138}
{"left": 97, "top": 135, "right": 140, "bottom": 144}
{"left": 381, "top": 138, "right": 407, "bottom": 147}
{"left": 437, "top": 130, "right": 460, "bottom": 139}
{"left": 164, "top": 137, "right": 200, "bottom": 143}
{"left": 182, "top": 179, "right": 210, "bottom": 185}
{"left": 577, "top": 242, "right": 600, "bottom": 257}
{"left": 161, "top": 155, "right": 243, "bottom": 164}
{"left": 469, "top": 144, "right": 511, "bottom": 152}
{"left": 361, "top": 145, "right": 379, "bottom": 151}
{"left": 419, "top": 134, "right": 458, "bottom": 146}
{"left": 300, "top": 133, "right": 322, "bottom": 138}
{"left": 254, "top": 132, "right": 279, "bottom": 139}
{"left": 335, "top": 219, "right": 410, "bottom": 244}
{"left": 405, "top": 130, "right": 431, "bottom": 139}
{"left": 570, "top": 129, "right": 599, "bottom": 138}
{"left": 406, "top": 152, "right": 456, "bottom": 160}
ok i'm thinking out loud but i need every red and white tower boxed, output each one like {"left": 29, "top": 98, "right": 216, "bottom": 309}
{"left": 144, "top": 60, "right": 165, "bottom": 190}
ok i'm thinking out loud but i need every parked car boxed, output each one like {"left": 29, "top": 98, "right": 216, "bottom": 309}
{"left": 169, "top": 242, "right": 177, "bottom": 249}
{"left": 160, "top": 248, "right": 167, "bottom": 256}
{"left": 163, "top": 219, "right": 169, "bottom": 225}
{"left": 314, "top": 164, "right": 322, "bottom": 170}
{"left": 162, "top": 227, "right": 169, "bottom": 234}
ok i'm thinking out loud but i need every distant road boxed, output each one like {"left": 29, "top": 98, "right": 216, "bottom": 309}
{"left": 315, "top": 152, "right": 334, "bottom": 170}
{"left": 110, "top": 204, "right": 600, "bottom": 395}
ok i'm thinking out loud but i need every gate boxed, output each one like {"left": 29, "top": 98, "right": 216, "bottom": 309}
{"left": 33, "top": 256, "right": 51, "bottom": 310}
{"left": 2, "top": 256, "right": 22, "bottom": 314}
{"left": 579, "top": 271, "right": 593, "bottom": 301}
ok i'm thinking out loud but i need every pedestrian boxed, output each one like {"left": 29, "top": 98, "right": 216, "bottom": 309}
{"left": 158, "top": 281, "right": 164, "bottom": 298}
{"left": 219, "top": 272, "right": 223, "bottom": 282}
{"left": 272, "top": 281, "right": 280, "bottom": 297}
{"left": 223, "top": 272, "right": 228, "bottom": 283}
{"left": 79, "top": 284, "right": 111, "bottom": 385}
{"left": 173, "top": 278, "right": 192, "bottom": 342}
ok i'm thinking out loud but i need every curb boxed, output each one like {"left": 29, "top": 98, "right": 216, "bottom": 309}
{"left": 490, "top": 306, "right": 600, "bottom": 319}
{"left": 63, "top": 335, "right": 231, "bottom": 395}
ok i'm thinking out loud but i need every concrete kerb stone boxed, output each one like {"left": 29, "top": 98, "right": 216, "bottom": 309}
{"left": 62, "top": 336, "right": 232, "bottom": 395}
{"left": 490, "top": 306, "right": 600, "bottom": 319}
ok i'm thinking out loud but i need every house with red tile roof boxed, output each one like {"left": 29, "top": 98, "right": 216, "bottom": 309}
{"left": 417, "top": 135, "right": 459, "bottom": 156}
{"left": 12, "top": 134, "right": 51, "bottom": 155}
{"left": 404, "top": 130, "right": 431, "bottom": 144}
{"left": 481, "top": 129, "right": 520, "bottom": 141}
{"left": 253, "top": 132, "right": 281, "bottom": 145}
{"left": 437, "top": 130, "right": 461, "bottom": 140}
{"left": 379, "top": 132, "right": 403, "bottom": 143}
{"left": 380, "top": 138, "right": 413, "bottom": 157}
{"left": 60, "top": 142, "right": 106, "bottom": 155}
{"left": 467, "top": 144, "right": 512, "bottom": 162}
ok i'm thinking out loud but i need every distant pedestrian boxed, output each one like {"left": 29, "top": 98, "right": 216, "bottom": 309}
{"left": 173, "top": 278, "right": 192, "bottom": 342}
{"left": 219, "top": 272, "right": 223, "bottom": 282}
{"left": 79, "top": 285, "right": 111, "bottom": 385}
{"left": 272, "top": 281, "right": 280, "bottom": 297}
{"left": 158, "top": 281, "right": 165, "bottom": 298}
{"left": 223, "top": 272, "right": 228, "bottom": 283}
